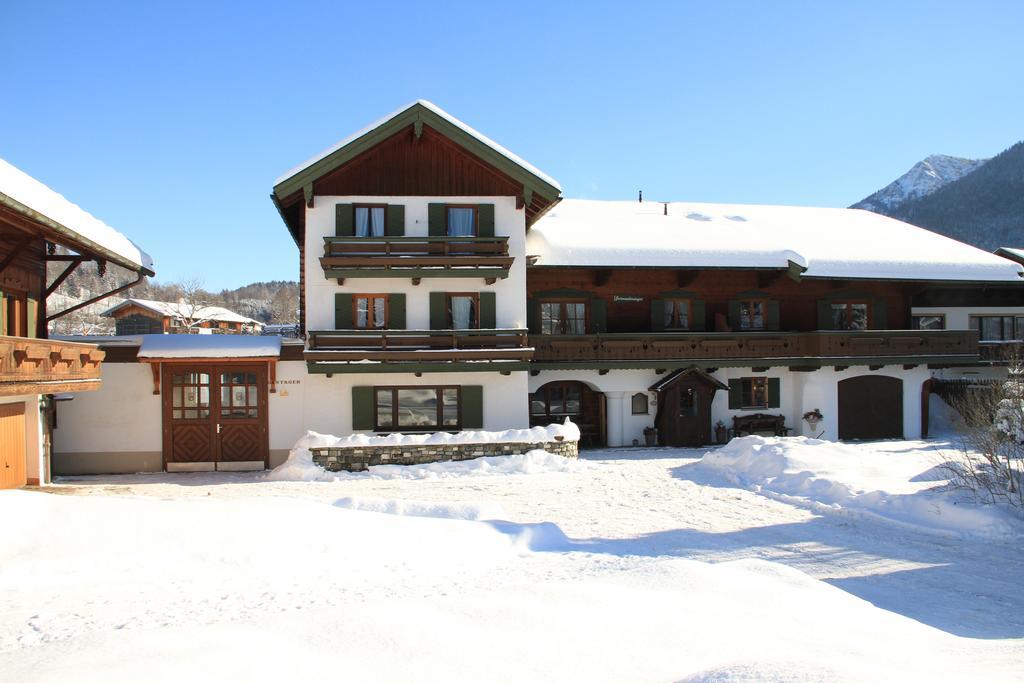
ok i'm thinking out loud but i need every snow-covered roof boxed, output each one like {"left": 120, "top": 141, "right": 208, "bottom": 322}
{"left": 102, "top": 298, "right": 263, "bottom": 325}
{"left": 527, "top": 199, "right": 1024, "bottom": 282}
{"left": 995, "top": 247, "right": 1024, "bottom": 265}
{"left": 0, "top": 157, "right": 154, "bottom": 273}
{"left": 274, "top": 99, "right": 561, "bottom": 191}
{"left": 137, "top": 334, "right": 281, "bottom": 359}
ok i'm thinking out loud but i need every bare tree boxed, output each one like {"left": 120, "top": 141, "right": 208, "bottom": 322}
{"left": 166, "top": 277, "right": 217, "bottom": 333}
{"left": 943, "top": 362, "right": 1024, "bottom": 510}
{"left": 267, "top": 286, "right": 299, "bottom": 324}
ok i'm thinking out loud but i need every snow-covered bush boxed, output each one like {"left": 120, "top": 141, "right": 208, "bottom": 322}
{"left": 944, "top": 366, "right": 1024, "bottom": 510}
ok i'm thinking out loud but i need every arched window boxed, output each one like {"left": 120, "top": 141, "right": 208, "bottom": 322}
{"left": 631, "top": 392, "right": 649, "bottom": 415}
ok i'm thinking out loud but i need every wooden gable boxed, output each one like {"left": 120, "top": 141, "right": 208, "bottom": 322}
{"left": 273, "top": 102, "right": 560, "bottom": 245}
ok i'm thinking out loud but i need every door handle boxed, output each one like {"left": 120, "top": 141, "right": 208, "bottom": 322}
{"left": 217, "top": 423, "right": 222, "bottom": 434}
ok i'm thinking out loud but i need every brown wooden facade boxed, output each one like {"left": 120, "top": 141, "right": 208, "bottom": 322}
{"left": 525, "top": 266, "right": 983, "bottom": 367}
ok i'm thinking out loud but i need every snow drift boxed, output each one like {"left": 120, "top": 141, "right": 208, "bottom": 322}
{"left": 686, "top": 435, "right": 1022, "bottom": 540}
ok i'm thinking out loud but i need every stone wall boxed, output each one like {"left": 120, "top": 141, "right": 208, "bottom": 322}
{"left": 311, "top": 438, "right": 578, "bottom": 472}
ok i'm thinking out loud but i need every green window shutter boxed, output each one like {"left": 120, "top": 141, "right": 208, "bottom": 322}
{"left": 817, "top": 300, "right": 833, "bottom": 330}
{"left": 27, "top": 297, "right": 37, "bottom": 338}
{"left": 589, "top": 298, "right": 607, "bottom": 333}
{"left": 429, "top": 292, "right": 447, "bottom": 329}
{"left": 388, "top": 293, "right": 406, "bottom": 329}
{"left": 480, "top": 291, "right": 496, "bottom": 329}
{"left": 766, "top": 301, "right": 780, "bottom": 331}
{"left": 871, "top": 298, "right": 888, "bottom": 330}
{"left": 335, "top": 203, "right": 354, "bottom": 237}
{"left": 386, "top": 205, "right": 405, "bottom": 236}
{"left": 651, "top": 299, "right": 666, "bottom": 332}
{"left": 728, "top": 379, "right": 742, "bottom": 409}
{"left": 461, "top": 385, "right": 484, "bottom": 429}
{"left": 691, "top": 300, "right": 706, "bottom": 332}
{"left": 477, "top": 204, "right": 495, "bottom": 237}
{"left": 727, "top": 300, "right": 741, "bottom": 330}
{"left": 352, "top": 387, "right": 375, "bottom": 430}
{"left": 767, "top": 378, "right": 781, "bottom": 408}
{"left": 334, "top": 293, "right": 352, "bottom": 329}
{"left": 428, "top": 203, "right": 446, "bottom": 237}
{"left": 527, "top": 299, "right": 540, "bottom": 334}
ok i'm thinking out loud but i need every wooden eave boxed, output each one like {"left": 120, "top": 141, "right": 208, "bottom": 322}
{"left": 649, "top": 366, "right": 728, "bottom": 392}
{"left": 0, "top": 192, "right": 153, "bottom": 276}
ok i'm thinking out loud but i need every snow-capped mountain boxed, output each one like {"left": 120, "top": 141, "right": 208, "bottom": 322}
{"left": 852, "top": 154, "right": 987, "bottom": 213}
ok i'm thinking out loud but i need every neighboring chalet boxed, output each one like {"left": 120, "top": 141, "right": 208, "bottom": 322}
{"left": 102, "top": 298, "right": 263, "bottom": 335}
{"left": 51, "top": 101, "right": 1024, "bottom": 475}
{"left": 0, "top": 157, "right": 153, "bottom": 488}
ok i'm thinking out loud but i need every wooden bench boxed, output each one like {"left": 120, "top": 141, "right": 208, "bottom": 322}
{"left": 731, "top": 413, "right": 789, "bottom": 438}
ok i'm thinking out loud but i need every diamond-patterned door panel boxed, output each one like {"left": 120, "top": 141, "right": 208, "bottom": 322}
{"left": 170, "top": 424, "right": 215, "bottom": 462}
{"left": 219, "top": 423, "right": 265, "bottom": 462}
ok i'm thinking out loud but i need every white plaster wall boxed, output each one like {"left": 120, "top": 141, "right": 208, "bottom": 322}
{"left": 912, "top": 306, "right": 1024, "bottom": 330}
{"left": 305, "top": 196, "right": 526, "bottom": 331}
{"left": 53, "top": 364, "right": 162, "bottom": 454}
{"left": 530, "top": 365, "right": 932, "bottom": 445}
{"left": 1, "top": 394, "right": 42, "bottom": 483}
{"left": 270, "top": 364, "right": 530, "bottom": 452}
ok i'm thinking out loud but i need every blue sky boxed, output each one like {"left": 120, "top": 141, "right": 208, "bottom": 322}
{"left": 3, "top": 1, "right": 1021, "bottom": 290}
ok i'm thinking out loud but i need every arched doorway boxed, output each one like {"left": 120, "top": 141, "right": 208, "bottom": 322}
{"left": 838, "top": 375, "right": 903, "bottom": 440}
{"left": 529, "top": 381, "right": 606, "bottom": 448}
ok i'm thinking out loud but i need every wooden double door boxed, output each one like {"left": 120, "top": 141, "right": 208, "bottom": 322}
{"left": 162, "top": 364, "right": 269, "bottom": 468}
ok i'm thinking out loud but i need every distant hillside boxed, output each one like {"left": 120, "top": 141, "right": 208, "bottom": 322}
{"left": 851, "top": 143, "right": 1024, "bottom": 251}
{"left": 48, "top": 258, "right": 298, "bottom": 335}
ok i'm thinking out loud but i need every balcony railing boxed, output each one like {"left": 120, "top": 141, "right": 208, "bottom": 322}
{"left": 0, "top": 335, "right": 105, "bottom": 396}
{"left": 979, "top": 341, "right": 1024, "bottom": 363}
{"left": 530, "top": 330, "right": 978, "bottom": 367}
{"left": 320, "top": 236, "right": 513, "bottom": 282}
{"left": 305, "top": 328, "right": 532, "bottom": 373}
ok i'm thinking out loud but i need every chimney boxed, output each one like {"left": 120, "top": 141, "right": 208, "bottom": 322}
{"left": 663, "top": 203, "right": 668, "bottom": 216}
{"left": 638, "top": 190, "right": 643, "bottom": 203}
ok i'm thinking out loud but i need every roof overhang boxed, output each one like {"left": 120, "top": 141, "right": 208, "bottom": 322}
{"left": 649, "top": 366, "right": 729, "bottom": 392}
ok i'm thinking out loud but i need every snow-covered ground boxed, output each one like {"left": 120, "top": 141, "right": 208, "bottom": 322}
{"left": 2, "top": 436, "right": 1023, "bottom": 681}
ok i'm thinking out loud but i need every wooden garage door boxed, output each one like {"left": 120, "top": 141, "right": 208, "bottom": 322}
{"left": 0, "top": 402, "right": 27, "bottom": 489}
{"left": 838, "top": 375, "right": 903, "bottom": 441}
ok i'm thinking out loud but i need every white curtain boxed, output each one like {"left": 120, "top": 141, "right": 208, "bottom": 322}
{"left": 447, "top": 208, "right": 475, "bottom": 237}
{"left": 450, "top": 296, "right": 474, "bottom": 329}
{"left": 356, "top": 207, "right": 385, "bottom": 237}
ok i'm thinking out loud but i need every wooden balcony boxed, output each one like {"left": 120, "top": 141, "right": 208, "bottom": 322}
{"left": 320, "top": 236, "right": 513, "bottom": 282}
{"left": 978, "top": 341, "right": 1024, "bottom": 364}
{"left": 305, "top": 328, "right": 532, "bottom": 373}
{"left": 0, "top": 335, "right": 105, "bottom": 397}
{"left": 530, "top": 330, "right": 979, "bottom": 369}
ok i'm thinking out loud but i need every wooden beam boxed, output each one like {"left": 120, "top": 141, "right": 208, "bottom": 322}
{"left": 45, "top": 258, "right": 83, "bottom": 297}
{"left": 675, "top": 270, "right": 699, "bottom": 288}
{"left": 269, "top": 359, "right": 277, "bottom": 393}
{"left": 150, "top": 362, "right": 161, "bottom": 395}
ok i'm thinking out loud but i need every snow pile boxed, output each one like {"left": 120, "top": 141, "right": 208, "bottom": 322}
{"left": 136, "top": 334, "right": 281, "bottom": 359}
{"left": 265, "top": 425, "right": 583, "bottom": 482}
{"left": 687, "top": 436, "right": 1022, "bottom": 540}
{"left": 284, "top": 420, "right": 580, "bottom": 449}
{"left": 928, "top": 393, "right": 965, "bottom": 438}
